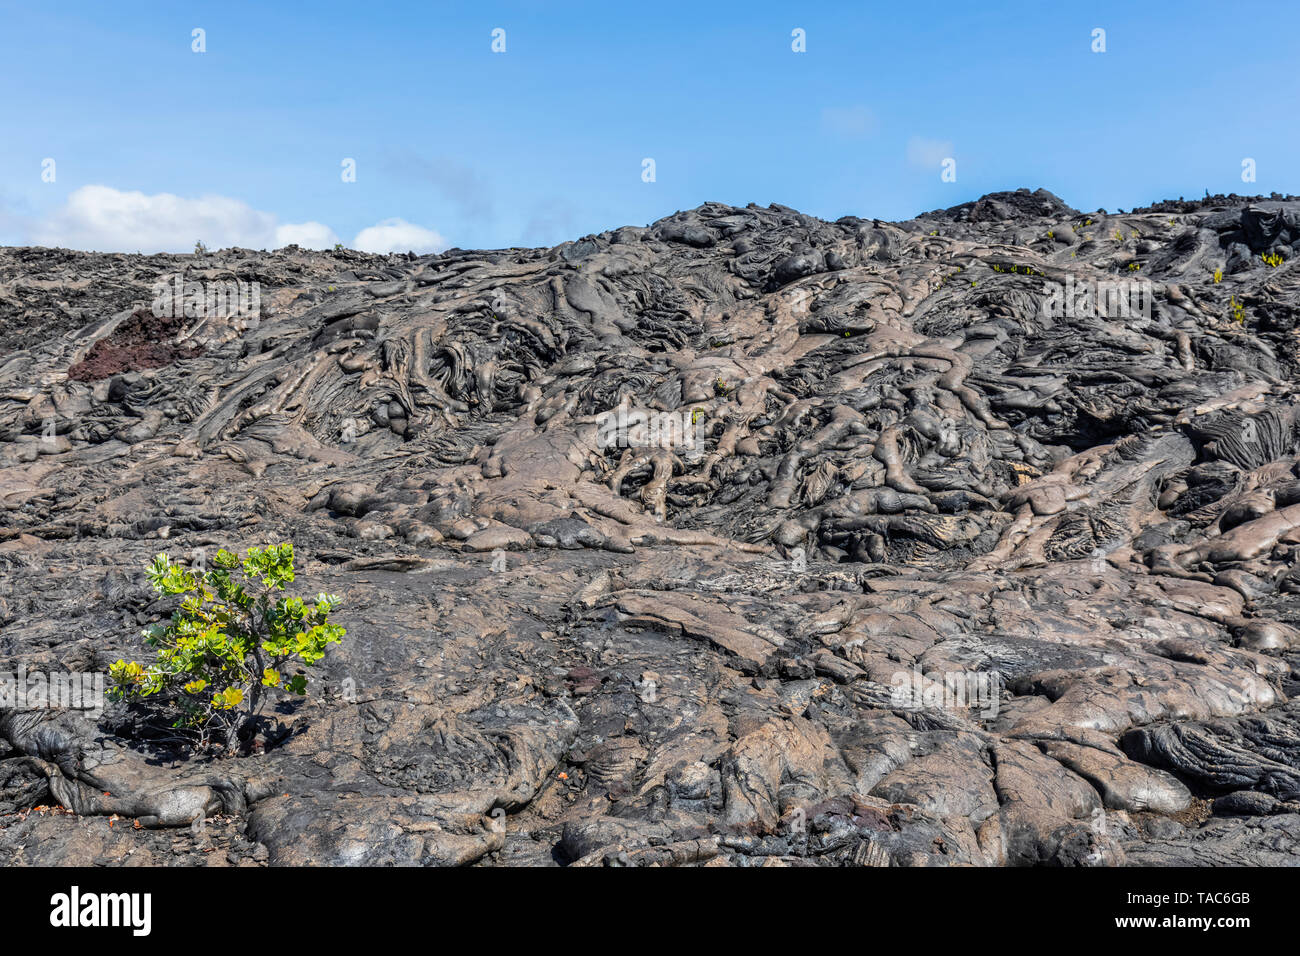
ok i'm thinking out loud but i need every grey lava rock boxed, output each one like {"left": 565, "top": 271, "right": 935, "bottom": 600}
{"left": 4, "top": 188, "right": 1300, "bottom": 867}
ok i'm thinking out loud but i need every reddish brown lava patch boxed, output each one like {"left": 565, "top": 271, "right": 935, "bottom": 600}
{"left": 67, "top": 308, "right": 204, "bottom": 381}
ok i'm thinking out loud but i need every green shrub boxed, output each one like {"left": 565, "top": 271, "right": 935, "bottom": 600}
{"left": 109, "top": 543, "right": 344, "bottom": 752}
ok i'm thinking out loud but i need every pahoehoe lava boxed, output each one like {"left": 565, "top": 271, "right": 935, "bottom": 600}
{"left": 4, "top": 187, "right": 1300, "bottom": 865}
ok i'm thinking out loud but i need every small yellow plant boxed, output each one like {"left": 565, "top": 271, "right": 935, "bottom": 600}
{"left": 1213, "top": 268, "right": 1223, "bottom": 283}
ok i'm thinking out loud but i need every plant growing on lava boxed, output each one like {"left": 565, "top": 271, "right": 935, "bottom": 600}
{"left": 109, "top": 543, "right": 344, "bottom": 752}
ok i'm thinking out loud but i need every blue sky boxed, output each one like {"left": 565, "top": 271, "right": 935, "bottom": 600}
{"left": 1, "top": 0, "right": 1296, "bottom": 252}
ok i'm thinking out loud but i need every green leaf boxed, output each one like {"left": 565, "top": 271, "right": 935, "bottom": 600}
{"left": 125, "top": 543, "right": 342, "bottom": 746}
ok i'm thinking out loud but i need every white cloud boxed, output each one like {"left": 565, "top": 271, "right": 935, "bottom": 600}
{"left": 351, "top": 218, "right": 448, "bottom": 254}
{"left": 29, "top": 185, "right": 342, "bottom": 252}
{"left": 25, "top": 185, "right": 449, "bottom": 255}
{"left": 906, "top": 137, "right": 954, "bottom": 169}
{"left": 821, "top": 106, "right": 877, "bottom": 138}
{"left": 274, "top": 221, "right": 341, "bottom": 249}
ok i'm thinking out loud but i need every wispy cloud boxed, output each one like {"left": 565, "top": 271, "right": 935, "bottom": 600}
{"left": 906, "top": 136, "right": 954, "bottom": 169}
{"left": 520, "top": 199, "right": 581, "bottom": 248}
{"left": 382, "top": 150, "right": 493, "bottom": 223}
{"left": 821, "top": 106, "right": 877, "bottom": 139}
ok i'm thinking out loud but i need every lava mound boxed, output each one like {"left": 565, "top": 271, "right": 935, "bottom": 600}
{"left": 3, "top": 189, "right": 1300, "bottom": 866}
